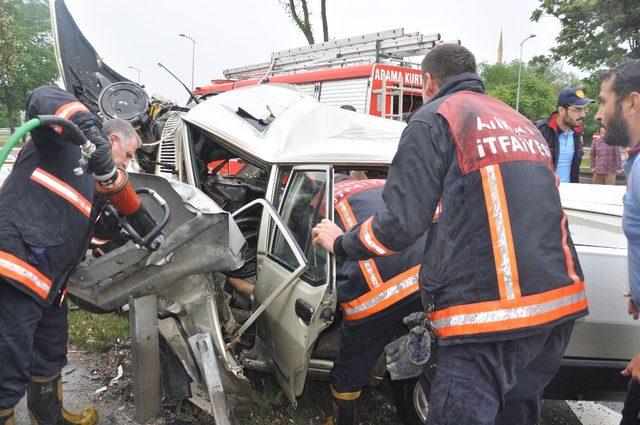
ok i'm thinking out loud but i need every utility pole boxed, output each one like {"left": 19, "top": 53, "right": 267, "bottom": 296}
{"left": 179, "top": 33, "right": 196, "bottom": 90}
{"left": 516, "top": 34, "right": 536, "bottom": 112}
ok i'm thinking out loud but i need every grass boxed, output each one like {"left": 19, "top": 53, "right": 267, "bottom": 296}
{"left": 240, "top": 371, "right": 401, "bottom": 425}
{"left": 67, "top": 305, "right": 130, "bottom": 352}
{"left": 241, "top": 373, "right": 333, "bottom": 425}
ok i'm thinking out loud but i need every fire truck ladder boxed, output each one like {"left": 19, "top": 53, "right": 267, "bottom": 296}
{"left": 224, "top": 28, "right": 459, "bottom": 80}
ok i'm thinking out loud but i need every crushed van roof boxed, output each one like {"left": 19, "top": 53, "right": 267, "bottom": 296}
{"left": 182, "top": 84, "right": 406, "bottom": 165}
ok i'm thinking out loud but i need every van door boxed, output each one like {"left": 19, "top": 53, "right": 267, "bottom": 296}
{"left": 253, "top": 165, "right": 336, "bottom": 404}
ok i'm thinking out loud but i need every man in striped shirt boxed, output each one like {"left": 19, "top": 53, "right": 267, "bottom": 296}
{"left": 590, "top": 128, "right": 622, "bottom": 185}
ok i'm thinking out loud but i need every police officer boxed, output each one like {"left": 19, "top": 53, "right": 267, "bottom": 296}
{"left": 313, "top": 44, "right": 588, "bottom": 425}
{"left": 327, "top": 175, "right": 424, "bottom": 425}
{"left": 0, "top": 85, "right": 139, "bottom": 425}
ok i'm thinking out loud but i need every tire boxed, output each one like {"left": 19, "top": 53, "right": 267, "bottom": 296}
{"left": 391, "top": 377, "right": 429, "bottom": 425}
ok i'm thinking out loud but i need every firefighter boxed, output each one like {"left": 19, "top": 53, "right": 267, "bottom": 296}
{"left": 326, "top": 175, "right": 424, "bottom": 425}
{"left": 313, "top": 44, "right": 588, "bottom": 424}
{"left": 0, "top": 85, "right": 139, "bottom": 425}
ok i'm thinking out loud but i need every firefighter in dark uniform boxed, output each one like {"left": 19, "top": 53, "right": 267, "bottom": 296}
{"left": 327, "top": 176, "right": 424, "bottom": 425}
{"left": 225, "top": 175, "right": 425, "bottom": 425}
{"left": 314, "top": 44, "right": 588, "bottom": 424}
{"left": 0, "top": 85, "right": 136, "bottom": 425}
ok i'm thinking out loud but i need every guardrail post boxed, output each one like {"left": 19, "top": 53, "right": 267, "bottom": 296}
{"left": 129, "top": 294, "right": 162, "bottom": 423}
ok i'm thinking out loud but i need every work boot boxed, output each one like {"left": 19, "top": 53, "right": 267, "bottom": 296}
{"left": 0, "top": 407, "right": 15, "bottom": 425}
{"left": 326, "top": 385, "right": 358, "bottom": 425}
{"left": 27, "top": 373, "right": 98, "bottom": 425}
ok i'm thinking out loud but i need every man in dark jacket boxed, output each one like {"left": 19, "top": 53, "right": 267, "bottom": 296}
{"left": 0, "top": 85, "right": 139, "bottom": 425}
{"left": 313, "top": 44, "right": 587, "bottom": 425}
{"left": 536, "top": 87, "right": 594, "bottom": 183}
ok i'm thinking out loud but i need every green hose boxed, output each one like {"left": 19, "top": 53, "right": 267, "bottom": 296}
{"left": 0, "top": 118, "right": 42, "bottom": 166}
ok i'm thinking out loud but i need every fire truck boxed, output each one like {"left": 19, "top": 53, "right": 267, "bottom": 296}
{"left": 194, "top": 28, "right": 460, "bottom": 121}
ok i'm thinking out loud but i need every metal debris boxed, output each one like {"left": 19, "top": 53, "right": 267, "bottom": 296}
{"left": 82, "top": 370, "right": 100, "bottom": 381}
{"left": 109, "top": 365, "right": 124, "bottom": 386}
{"left": 94, "top": 386, "right": 108, "bottom": 395}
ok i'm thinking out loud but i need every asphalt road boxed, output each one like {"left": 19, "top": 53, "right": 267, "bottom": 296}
{"left": 539, "top": 400, "right": 623, "bottom": 425}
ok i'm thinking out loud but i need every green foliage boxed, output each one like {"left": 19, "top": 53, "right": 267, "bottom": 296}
{"left": 531, "top": 0, "right": 640, "bottom": 141}
{"left": 527, "top": 55, "right": 581, "bottom": 90}
{"left": 480, "top": 60, "right": 560, "bottom": 122}
{"left": 0, "top": 0, "right": 59, "bottom": 131}
{"left": 577, "top": 71, "right": 605, "bottom": 141}
{"left": 68, "top": 307, "right": 130, "bottom": 352}
{"left": 532, "top": 0, "right": 640, "bottom": 71}
{"left": 480, "top": 59, "right": 603, "bottom": 139}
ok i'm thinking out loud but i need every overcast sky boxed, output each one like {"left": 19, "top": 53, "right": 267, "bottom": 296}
{"left": 63, "top": 0, "right": 565, "bottom": 104}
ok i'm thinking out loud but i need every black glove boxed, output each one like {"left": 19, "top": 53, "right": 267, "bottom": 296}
{"left": 79, "top": 122, "right": 115, "bottom": 177}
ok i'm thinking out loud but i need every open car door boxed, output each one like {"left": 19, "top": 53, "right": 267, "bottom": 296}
{"left": 248, "top": 166, "right": 336, "bottom": 404}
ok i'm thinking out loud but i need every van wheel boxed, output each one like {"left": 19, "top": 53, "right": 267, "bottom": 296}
{"left": 391, "top": 377, "right": 429, "bottom": 424}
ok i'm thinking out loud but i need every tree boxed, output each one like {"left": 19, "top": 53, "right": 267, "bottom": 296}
{"left": 480, "top": 60, "right": 558, "bottom": 122}
{"left": 575, "top": 71, "right": 605, "bottom": 142}
{"left": 481, "top": 59, "right": 603, "bottom": 141}
{"left": 281, "top": 0, "right": 329, "bottom": 45}
{"left": 527, "top": 54, "right": 581, "bottom": 91}
{"left": 531, "top": 0, "right": 640, "bottom": 71}
{"left": 0, "top": 0, "right": 58, "bottom": 132}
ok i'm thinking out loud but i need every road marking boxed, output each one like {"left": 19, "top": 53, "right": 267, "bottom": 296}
{"left": 567, "top": 401, "right": 621, "bottom": 425}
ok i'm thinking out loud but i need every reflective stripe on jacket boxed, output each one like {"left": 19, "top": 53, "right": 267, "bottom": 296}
{"left": 333, "top": 178, "right": 424, "bottom": 322}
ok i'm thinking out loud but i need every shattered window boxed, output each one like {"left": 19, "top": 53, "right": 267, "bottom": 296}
{"left": 270, "top": 170, "right": 328, "bottom": 285}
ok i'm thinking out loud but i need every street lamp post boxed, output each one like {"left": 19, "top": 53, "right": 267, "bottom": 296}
{"left": 179, "top": 33, "right": 196, "bottom": 90}
{"left": 516, "top": 34, "right": 536, "bottom": 112}
{"left": 128, "top": 66, "right": 141, "bottom": 85}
